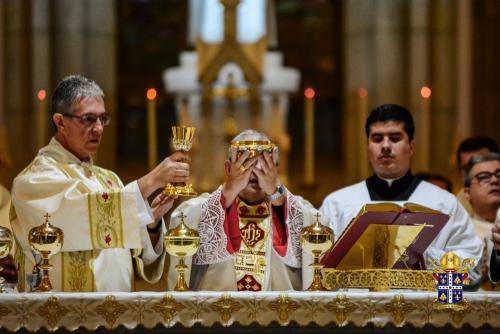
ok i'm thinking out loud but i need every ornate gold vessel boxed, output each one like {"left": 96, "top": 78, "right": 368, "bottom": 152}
{"left": 231, "top": 140, "right": 276, "bottom": 159}
{"left": 28, "top": 213, "right": 63, "bottom": 292}
{"left": 163, "top": 126, "right": 197, "bottom": 197}
{"left": 0, "top": 226, "right": 13, "bottom": 292}
{"left": 164, "top": 212, "right": 200, "bottom": 291}
{"left": 301, "top": 212, "right": 334, "bottom": 291}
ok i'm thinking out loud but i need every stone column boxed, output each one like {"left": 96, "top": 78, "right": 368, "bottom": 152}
{"left": 86, "top": 0, "right": 117, "bottom": 170}
{"left": 429, "top": 0, "right": 457, "bottom": 176}
{"left": 456, "top": 0, "right": 472, "bottom": 142}
{"left": 4, "top": 0, "right": 32, "bottom": 184}
{"left": 373, "top": 0, "right": 406, "bottom": 105}
{"left": 408, "top": 0, "right": 431, "bottom": 172}
{"left": 343, "top": 0, "right": 377, "bottom": 184}
{"left": 31, "top": 0, "right": 52, "bottom": 149}
{"left": 52, "top": 0, "right": 85, "bottom": 78}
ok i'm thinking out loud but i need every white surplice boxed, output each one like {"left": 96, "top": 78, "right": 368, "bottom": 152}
{"left": 320, "top": 180, "right": 484, "bottom": 287}
{"left": 10, "top": 138, "right": 166, "bottom": 292}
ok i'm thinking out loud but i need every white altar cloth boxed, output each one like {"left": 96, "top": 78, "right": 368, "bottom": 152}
{"left": 0, "top": 291, "right": 499, "bottom": 331}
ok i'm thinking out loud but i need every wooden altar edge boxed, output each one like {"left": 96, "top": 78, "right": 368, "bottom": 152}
{"left": 324, "top": 269, "right": 435, "bottom": 290}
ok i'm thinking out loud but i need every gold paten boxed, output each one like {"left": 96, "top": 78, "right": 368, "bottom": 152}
{"left": 0, "top": 225, "right": 13, "bottom": 292}
{"left": 301, "top": 212, "right": 334, "bottom": 291}
{"left": 163, "top": 126, "right": 197, "bottom": 197}
{"left": 164, "top": 212, "right": 200, "bottom": 291}
{"left": 324, "top": 268, "right": 435, "bottom": 291}
{"left": 28, "top": 213, "right": 64, "bottom": 292}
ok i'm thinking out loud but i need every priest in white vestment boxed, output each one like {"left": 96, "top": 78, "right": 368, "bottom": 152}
{"left": 169, "top": 130, "right": 319, "bottom": 291}
{"left": 320, "top": 104, "right": 483, "bottom": 287}
{"left": 10, "top": 75, "right": 191, "bottom": 292}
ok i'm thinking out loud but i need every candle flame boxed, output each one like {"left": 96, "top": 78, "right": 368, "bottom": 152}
{"left": 37, "top": 90, "right": 47, "bottom": 101}
{"left": 146, "top": 88, "right": 157, "bottom": 101}
{"left": 304, "top": 88, "right": 315, "bottom": 99}
{"left": 421, "top": 86, "right": 431, "bottom": 99}
{"left": 357, "top": 88, "right": 368, "bottom": 98}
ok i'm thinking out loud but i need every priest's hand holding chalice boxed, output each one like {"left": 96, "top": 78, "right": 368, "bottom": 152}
{"left": 163, "top": 126, "right": 197, "bottom": 197}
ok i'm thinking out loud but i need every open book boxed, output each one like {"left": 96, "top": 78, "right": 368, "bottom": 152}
{"left": 321, "top": 202, "right": 449, "bottom": 270}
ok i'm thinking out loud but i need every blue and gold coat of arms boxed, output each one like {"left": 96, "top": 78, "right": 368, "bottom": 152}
{"left": 432, "top": 252, "right": 474, "bottom": 311}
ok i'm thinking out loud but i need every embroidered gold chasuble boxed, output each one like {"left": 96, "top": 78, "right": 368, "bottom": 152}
{"left": 168, "top": 186, "right": 319, "bottom": 291}
{"left": 10, "top": 138, "right": 166, "bottom": 292}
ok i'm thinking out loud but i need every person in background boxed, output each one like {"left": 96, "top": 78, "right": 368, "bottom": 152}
{"left": 456, "top": 136, "right": 499, "bottom": 214}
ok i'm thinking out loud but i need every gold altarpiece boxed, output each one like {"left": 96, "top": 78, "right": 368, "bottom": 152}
{"left": 163, "top": 0, "right": 300, "bottom": 191}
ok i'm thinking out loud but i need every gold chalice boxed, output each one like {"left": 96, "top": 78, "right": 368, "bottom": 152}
{"left": 164, "top": 212, "right": 200, "bottom": 291}
{"left": 301, "top": 212, "right": 334, "bottom": 291}
{"left": 0, "top": 226, "right": 13, "bottom": 293}
{"left": 163, "top": 126, "right": 197, "bottom": 197}
{"left": 28, "top": 213, "right": 63, "bottom": 292}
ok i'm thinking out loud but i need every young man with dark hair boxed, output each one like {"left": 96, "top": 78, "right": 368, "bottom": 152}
{"left": 321, "top": 104, "right": 483, "bottom": 286}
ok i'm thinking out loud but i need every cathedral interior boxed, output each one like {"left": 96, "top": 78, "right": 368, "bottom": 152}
{"left": 0, "top": 0, "right": 499, "bottom": 208}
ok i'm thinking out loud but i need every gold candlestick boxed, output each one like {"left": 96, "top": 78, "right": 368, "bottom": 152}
{"left": 36, "top": 89, "right": 48, "bottom": 149}
{"left": 164, "top": 212, "right": 200, "bottom": 291}
{"left": 0, "top": 226, "right": 13, "bottom": 293}
{"left": 304, "top": 88, "right": 315, "bottom": 186}
{"left": 163, "top": 126, "right": 197, "bottom": 197}
{"left": 357, "top": 88, "right": 369, "bottom": 179}
{"left": 28, "top": 213, "right": 63, "bottom": 292}
{"left": 301, "top": 212, "right": 334, "bottom": 291}
{"left": 147, "top": 88, "right": 158, "bottom": 171}
{"left": 419, "top": 86, "right": 431, "bottom": 171}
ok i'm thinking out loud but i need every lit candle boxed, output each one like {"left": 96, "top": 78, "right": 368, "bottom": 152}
{"left": 358, "top": 88, "right": 369, "bottom": 178}
{"left": 304, "top": 87, "right": 315, "bottom": 186}
{"left": 37, "top": 89, "right": 47, "bottom": 149}
{"left": 419, "top": 86, "right": 431, "bottom": 171}
{"left": 146, "top": 88, "right": 157, "bottom": 170}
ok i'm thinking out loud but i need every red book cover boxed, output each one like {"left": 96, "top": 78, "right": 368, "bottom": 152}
{"left": 321, "top": 203, "right": 449, "bottom": 269}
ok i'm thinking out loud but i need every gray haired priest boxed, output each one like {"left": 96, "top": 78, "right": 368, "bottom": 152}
{"left": 10, "top": 75, "right": 190, "bottom": 292}
{"left": 169, "top": 130, "right": 319, "bottom": 291}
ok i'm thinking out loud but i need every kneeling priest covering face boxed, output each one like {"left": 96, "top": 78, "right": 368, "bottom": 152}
{"left": 168, "top": 129, "right": 320, "bottom": 291}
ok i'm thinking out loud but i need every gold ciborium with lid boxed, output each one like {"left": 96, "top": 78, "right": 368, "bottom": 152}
{"left": 28, "top": 213, "right": 63, "bottom": 292}
{"left": 164, "top": 212, "right": 200, "bottom": 291}
{"left": 0, "top": 226, "right": 13, "bottom": 292}
{"left": 163, "top": 126, "right": 197, "bottom": 197}
{"left": 301, "top": 212, "right": 334, "bottom": 291}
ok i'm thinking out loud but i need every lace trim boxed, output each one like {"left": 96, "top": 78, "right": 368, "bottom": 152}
{"left": 193, "top": 187, "right": 231, "bottom": 265}
{"left": 282, "top": 191, "right": 303, "bottom": 268}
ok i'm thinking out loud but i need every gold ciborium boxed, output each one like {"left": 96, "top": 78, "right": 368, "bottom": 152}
{"left": 163, "top": 126, "right": 197, "bottom": 197}
{"left": 301, "top": 212, "right": 334, "bottom": 291}
{"left": 0, "top": 226, "right": 13, "bottom": 293}
{"left": 164, "top": 212, "right": 200, "bottom": 291}
{"left": 28, "top": 213, "right": 63, "bottom": 292}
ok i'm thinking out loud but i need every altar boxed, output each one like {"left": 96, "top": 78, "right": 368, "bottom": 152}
{"left": 1, "top": 291, "right": 499, "bottom": 333}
